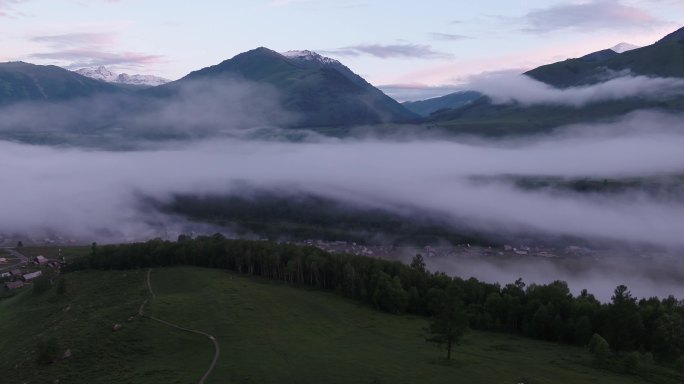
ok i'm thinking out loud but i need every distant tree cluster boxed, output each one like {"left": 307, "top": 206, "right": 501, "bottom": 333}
{"left": 165, "top": 194, "right": 493, "bottom": 247}
{"left": 65, "top": 235, "right": 684, "bottom": 365}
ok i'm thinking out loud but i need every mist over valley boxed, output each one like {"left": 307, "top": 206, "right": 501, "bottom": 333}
{"left": 2, "top": 10, "right": 684, "bottom": 382}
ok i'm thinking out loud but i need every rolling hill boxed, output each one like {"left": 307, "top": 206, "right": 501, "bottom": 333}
{"left": 0, "top": 266, "right": 666, "bottom": 384}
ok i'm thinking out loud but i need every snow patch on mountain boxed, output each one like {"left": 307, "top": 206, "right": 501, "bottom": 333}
{"left": 75, "top": 66, "right": 169, "bottom": 86}
{"left": 610, "top": 43, "right": 639, "bottom": 53}
{"left": 75, "top": 66, "right": 118, "bottom": 82}
{"left": 282, "top": 50, "right": 340, "bottom": 65}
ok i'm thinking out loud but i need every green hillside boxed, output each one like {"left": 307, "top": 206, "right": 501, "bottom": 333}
{"left": 0, "top": 266, "right": 667, "bottom": 384}
{"left": 0, "top": 62, "right": 124, "bottom": 104}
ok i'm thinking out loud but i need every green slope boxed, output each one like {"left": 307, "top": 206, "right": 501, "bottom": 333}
{"left": 0, "top": 266, "right": 675, "bottom": 384}
{"left": 0, "top": 62, "right": 124, "bottom": 104}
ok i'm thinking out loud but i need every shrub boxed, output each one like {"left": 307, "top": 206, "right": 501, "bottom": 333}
{"left": 642, "top": 352, "right": 654, "bottom": 366}
{"left": 675, "top": 356, "right": 684, "bottom": 373}
{"left": 57, "top": 277, "right": 67, "bottom": 296}
{"left": 588, "top": 334, "right": 611, "bottom": 366}
{"left": 36, "top": 337, "right": 59, "bottom": 365}
{"left": 623, "top": 351, "right": 640, "bottom": 373}
{"left": 32, "top": 277, "right": 51, "bottom": 295}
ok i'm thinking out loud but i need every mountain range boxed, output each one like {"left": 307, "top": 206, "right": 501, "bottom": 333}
{"left": 0, "top": 49, "right": 417, "bottom": 129}
{"left": 406, "top": 42, "right": 640, "bottom": 118}
{"left": 425, "top": 26, "right": 684, "bottom": 136}
{"left": 75, "top": 66, "right": 170, "bottom": 87}
{"left": 1, "top": 26, "right": 684, "bottom": 137}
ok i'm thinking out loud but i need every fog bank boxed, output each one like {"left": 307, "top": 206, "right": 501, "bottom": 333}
{"left": 1, "top": 114, "right": 684, "bottom": 248}
{"left": 468, "top": 71, "right": 684, "bottom": 107}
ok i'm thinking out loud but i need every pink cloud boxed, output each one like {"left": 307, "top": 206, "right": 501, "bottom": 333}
{"left": 0, "top": 0, "right": 26, "bottom": 17}
{"left": 376, "top": 26, "right": 676, "bottom": 87}
{"left": 30, "top": 49, "right": 165, "bottom": 68}
{"left": 27, "top": 29, "right": 166, "bottom": 70}
{"left": 31, "top": 32, "right": 116, "bottom": 48}
{"left": 523, "top": 0, "right": 660, "bottom": 32}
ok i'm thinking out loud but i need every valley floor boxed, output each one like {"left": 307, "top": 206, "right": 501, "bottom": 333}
{"left": 0, "top": 267, "right": 662, "bottom": 384}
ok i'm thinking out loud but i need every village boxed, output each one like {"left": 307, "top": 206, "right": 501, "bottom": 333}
{"left": 0, "top": 248, "right": 64, "bottom": 292}
{"left": 293, "top": 239, "right": 589, "bottom": 262}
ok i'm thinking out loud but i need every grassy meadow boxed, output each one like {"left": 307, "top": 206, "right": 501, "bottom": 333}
{"left": 0, "top": 266, "right": 673, "bottom": 384}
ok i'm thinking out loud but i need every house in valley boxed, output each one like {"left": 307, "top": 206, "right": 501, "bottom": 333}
{"left": 4, "top": 281, "right": 24, "bottom": 290}
{"left": 22, "top": 271, "right": 42, "bottom": 282}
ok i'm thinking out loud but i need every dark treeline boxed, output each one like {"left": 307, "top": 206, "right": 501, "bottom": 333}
{"left": 162, "top": 193, "right": 495, "bottom": 246}
{"left": 66, "top": 234, "right": 684, "bottom": 365}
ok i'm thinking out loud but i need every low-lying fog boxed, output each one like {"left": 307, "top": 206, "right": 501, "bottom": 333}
{"left": 1, "top": 76, "right": 684, "bottom": 300}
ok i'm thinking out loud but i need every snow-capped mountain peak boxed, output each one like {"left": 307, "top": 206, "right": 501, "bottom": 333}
{"left": 75, "top": 66, "right": 118, "bottom": 82}
{"left": 282, "top": 50, "right": 340, "bottom": 65}
{"left": 74, "top": 66, "right": 170, "bottom": 87}
{"left": 610, "top": 42, "right": 639, "bottom": 53}
{"left": 115, "top": 73, "right": 169, "bottom": 86}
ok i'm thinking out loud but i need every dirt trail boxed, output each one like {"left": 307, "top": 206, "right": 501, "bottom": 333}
{"left": 0, "top": 248, "right": 29, "bottom": 273}
{"left": 139, "top": 268, "right": 221, "bottom": 384}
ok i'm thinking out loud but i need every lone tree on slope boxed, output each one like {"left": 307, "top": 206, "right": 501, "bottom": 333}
{"left": 426, "top": 289, "right": 469, "bottom": 360}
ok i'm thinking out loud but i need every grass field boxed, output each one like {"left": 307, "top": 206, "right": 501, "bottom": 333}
{"left": 0, "top": 267, "right": 673, "bottom": 384}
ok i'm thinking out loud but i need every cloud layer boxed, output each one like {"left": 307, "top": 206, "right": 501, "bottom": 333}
{"left": 467, "top": 71, "right": 684, "bottom": 107}
{"left": 28, "top": 30, "right": 165, "bottom": 69}
{"left": 2, "top": 110, "right": 684, "bottom": 250}
{"left": 325, "top": 44, "right": 453, "bottom": 59}
{"left": 522, "top": 0, "right": 660, "bottom": 33}
{"left": 0, "top": 0, "right": 26, "bottom": 17}
{"left": 0, "top": 77, "right": 295, "bottom": 142}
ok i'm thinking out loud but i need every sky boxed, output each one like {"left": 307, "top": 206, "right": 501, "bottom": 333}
{"left": 0, "top": 0, "right": 683, "bottom": 96}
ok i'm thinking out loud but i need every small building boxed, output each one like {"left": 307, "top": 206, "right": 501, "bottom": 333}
{"left": 22, "top": 271, "right": 42, "bottom": 281}
{"left": 0, "top": 257, "right": 7, "bottom": 264}
{"left": 4, "top": 281, "right": 24, "bottom": 290}
{"left": 0, "top": 272, "right": 11, "bottom": 278}
{"left": 34, "top": 256, "right": 49, "bottom": 265}
{"left": 10, "top": 269, "right": 22, "bottom": 277}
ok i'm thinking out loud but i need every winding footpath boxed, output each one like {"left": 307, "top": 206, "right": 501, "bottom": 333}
{"left": 0, "top": 248, "right": 29, "bottom": 273}
{"left": 138, "top": 268, "right": 221, "bottom": 384}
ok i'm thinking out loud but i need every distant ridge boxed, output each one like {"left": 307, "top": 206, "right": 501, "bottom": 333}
{"left": 525, "top": 26, "right": 684, "bottom": 88}
{"left": 403, "top": 91, "right": 482, "bottom": 117}
{"left": 428, "top": 25, "right": 684, "bottom": 136}
{"left": 0, "top": 61, "right": 124, "bottom": 104}
{"left": 657, "top": 25, "right": 684, "bottom": 43}
{"left": 75, "top": 66, "right": 170, "bottom": 87}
